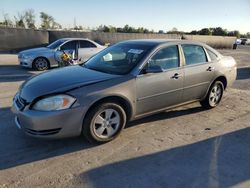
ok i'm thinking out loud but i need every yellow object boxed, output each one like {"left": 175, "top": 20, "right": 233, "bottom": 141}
{"left": 61, "top": 52, "right": 71, "bottom": 62}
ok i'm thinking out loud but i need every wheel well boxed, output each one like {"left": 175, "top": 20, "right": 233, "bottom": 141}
{"left": 86, "top": 96, "right": 133, "bottom": 121}
{"left": 32, "top": 56, "right": 50, "bottom": 68}
{"left": 214, "top": 76, "right": 227, "bottom": 89}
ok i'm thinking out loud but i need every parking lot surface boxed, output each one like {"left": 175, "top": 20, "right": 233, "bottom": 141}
{"left": 0, "top": 46, "right": 250, "bottom": 188}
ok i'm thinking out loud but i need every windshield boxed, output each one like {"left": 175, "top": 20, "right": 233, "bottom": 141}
{"left": 84, "top": 43, "right": 152, "bottom": 75}
{"left": 47, "top": 39, "right": 66, "bottom": 49}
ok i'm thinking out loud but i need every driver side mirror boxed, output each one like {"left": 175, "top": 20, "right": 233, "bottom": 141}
{"left": 145, "top": 65, "right": 164, "bottom": 74}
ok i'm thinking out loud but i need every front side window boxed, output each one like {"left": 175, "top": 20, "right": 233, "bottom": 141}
{"left": 84, "top": 43, "right": 152, "bottom": 75}
{"left": 182, "top": 45, "right": 207, "bottom": 65}
{"left": 148, "top": 46, "right": 179, "bottom": 70}
{"left": 60, "top": 41, "right": 77, "bottom": 51}
{"left": 80, "top": 40, "right": 97, "bottom": 48}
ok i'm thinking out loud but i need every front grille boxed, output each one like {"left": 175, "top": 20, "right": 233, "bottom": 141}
{"left": 25, "top": 128, "right": 61, "bottom": 136}
{"left": 20, "top": 62, "right": 28, "bottom": 65}
{"left": 16, "top": 97, "right": 25, "bottom": 110}
{"left": 15, "top": 95, "right": 27, "bottom": 111}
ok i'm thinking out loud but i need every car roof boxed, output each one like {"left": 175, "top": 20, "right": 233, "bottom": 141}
{"left": 58, "top": 38, "right": 103, "bottom": 46}
{"left": 60, "top": 37, "right": 90, "bottom": 41}
{"left": 118, "top": 39, "right": 206, "bottom": 47}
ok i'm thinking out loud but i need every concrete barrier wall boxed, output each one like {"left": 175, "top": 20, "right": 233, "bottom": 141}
{"left": 184, "top": 35, "right": 236, "bottom": 49}
{"left": 0, "top": 28, "right": 48, "bottom": 52}
{"left": 48, "top": 31, "right": 180, "bottom": 44}
{"left": 0, "top": 28, "right": 236, "bottom": 52}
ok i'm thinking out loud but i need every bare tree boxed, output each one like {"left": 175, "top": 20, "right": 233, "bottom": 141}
{"left": 25, "top": 9, "right": 36, "bottom": 29}
{"left": 40, "top": 12, "right": 54, "bottom": 29}
{"left": 2, "top": 13, "right": 13, "bottom": 27}
{"left": 14, "top": 12, "right": 26, "bottom": 28}
{"left": 40, "top": 12, "right": 61, "bottom": 30}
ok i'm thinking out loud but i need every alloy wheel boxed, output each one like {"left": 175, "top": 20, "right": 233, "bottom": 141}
{"left": 93, "top": 109, "right": 121, "bottom": 139}
{"left": 209, "top": 83, "right": 222, "bottom": 106}
{"left": 34, "top": 58, "right": 48, "bottom": 71}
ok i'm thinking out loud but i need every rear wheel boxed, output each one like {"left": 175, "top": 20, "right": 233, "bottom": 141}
{"left": 200, "top": 81, "right": 224, "bottom": 109}
{"left": 83, "top": 102, "right": 126, "bottom": 143}
{"left": 33, "top": 57, "right": 49, "bottom": 71}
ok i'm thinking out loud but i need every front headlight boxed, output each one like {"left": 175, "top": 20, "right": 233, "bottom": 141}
{"left": 32, "top": 94, "right": 76, "bottom": 111}
{"left": 23, "top": 54, "right": 33, "bottom": 59}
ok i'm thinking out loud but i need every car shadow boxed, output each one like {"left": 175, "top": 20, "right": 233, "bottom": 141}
{"left": 0, "top": 104, "right": 204, "bottom": 170}
{"left": 0, "top": 107, "right": 96, "bottom": 170}
{"left": 236, "top": 67, "right": 250, "bottom": 80}
{"left": 0, "top": 65, "right": 59, "bottom": 82}
{"left": 78, "top": 127, "right": 250, "bottom": 188}
{"left": 0, "top": 65, "right": 35, "bottom": 82}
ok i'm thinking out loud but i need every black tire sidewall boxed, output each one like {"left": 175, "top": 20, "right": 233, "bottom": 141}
{"left": 83, "top": 103, "right": 126, "bottom": 143}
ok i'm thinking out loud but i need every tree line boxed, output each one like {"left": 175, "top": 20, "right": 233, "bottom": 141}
{"left": 97, "top": 24, "right": 153, "bottom": 34}
{"left": 0, "top": 10, "right": 249, "bottom": 38}
{"left": 97, "top": 25, "right": 249, "bottom": 38}
{"left": 189, "top": 27, "right": 244, "bottom": 38}
{"left": 0, "top": 9, "right": 62, "bottom": 30}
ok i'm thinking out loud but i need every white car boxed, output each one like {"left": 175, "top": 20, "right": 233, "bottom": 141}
{"left": 240, "top": 38, "right": 250, "bottom": 45}
{"left": 235, "top": 39, "right": 242, "bottom": 45}
{"left": 18, "top": 38, "right": 106, "bottom": 71}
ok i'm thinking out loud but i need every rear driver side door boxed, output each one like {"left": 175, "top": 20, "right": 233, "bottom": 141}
{"left": 181, "top": 44, "right": 215, "bottom": 102}
{"left": 78, "top": 40, "right": 98, "bottom": 62}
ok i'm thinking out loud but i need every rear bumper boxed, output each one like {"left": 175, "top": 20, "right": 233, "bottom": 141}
{"left": 226, "top": 66, "right": 237, "bottom": 87}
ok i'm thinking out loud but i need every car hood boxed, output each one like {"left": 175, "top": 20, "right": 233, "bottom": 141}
{"left": 19, "top": 47, "right": 51, "bottom": 55}
{"left": 19, "top": 66, "right": 120, "bottom": 102}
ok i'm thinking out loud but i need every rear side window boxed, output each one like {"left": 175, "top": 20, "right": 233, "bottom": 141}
{"left": 182, "top": 45, "right": 207, "bottom": 65}
{"left": 206, "top": 48, "right": 218, "bottom": 61}
{"left": 80, "top": 40, "right": 97, "bottom": 48}
{"left": 148, "top": 45, "right": 179, "bottom": 70}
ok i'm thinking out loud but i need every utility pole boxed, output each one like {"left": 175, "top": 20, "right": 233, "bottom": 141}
{"left": 74, "top": 17, "right": 76, "bottom": 29}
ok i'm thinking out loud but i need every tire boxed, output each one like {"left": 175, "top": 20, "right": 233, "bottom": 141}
{"left": 200, "top": 81, "right": 224, "bottom": 109}
{"left": 33, "top": 57, "right": 49, "bottom": 71}
{"left": 83, "top": 102, "right": 127, "bottom": 143}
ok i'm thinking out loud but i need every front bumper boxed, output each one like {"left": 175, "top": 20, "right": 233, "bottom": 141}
{"left": 18, "top": 57, "right": 33, "bottom": 68}
{"left": 11, "top": 94, "right": 86, "bottom": 139}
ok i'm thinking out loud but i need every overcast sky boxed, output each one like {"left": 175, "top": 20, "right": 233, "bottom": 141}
{"left": 1, "top": 0, "right": 250, "bottom": 33}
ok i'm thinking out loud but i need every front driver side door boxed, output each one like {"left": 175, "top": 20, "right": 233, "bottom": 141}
{"left": 136, "top": 45, "right": 184, "bottom": 115}
{"left": 56, "top": 40, "right": 78, "bottom": 61}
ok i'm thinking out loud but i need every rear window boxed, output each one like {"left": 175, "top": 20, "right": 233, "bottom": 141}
{"left": 182, "top": 45, "right": 207, "bottom": 65}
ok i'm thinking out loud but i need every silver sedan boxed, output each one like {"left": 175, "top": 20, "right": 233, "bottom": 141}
{"left": 12, "top": 40, "right": 237, "bottom": 143}
{"left": 18, "top": 38, "right": 106, "bottom": 71}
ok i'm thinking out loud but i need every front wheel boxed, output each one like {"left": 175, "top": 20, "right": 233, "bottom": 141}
{"left": 33, "top": 57, "right": 49, "bottom": 71}
{"left": 200, "top": 81, "right": 224, "bottom": 109}
{"left": 83, "top": 103, "right": 127, "bottom": 143}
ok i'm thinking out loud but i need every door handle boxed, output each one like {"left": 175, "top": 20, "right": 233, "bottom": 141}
{"left": 207, "top": 66, "right": 215, "bottom": 71}
{"left": 171, "top": 73, "right": 181, "bottom": 79}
